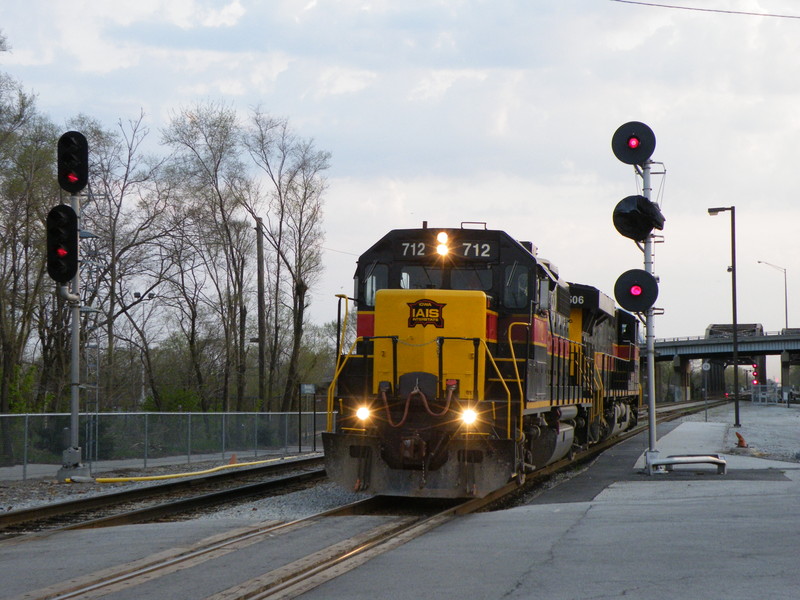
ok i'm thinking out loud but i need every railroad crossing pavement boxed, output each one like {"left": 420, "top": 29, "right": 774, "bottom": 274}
{"left": 303, "top": 402, "right": 800, "bottom": 600}
{"left": 3, "top": 401, "right": 800, "bottom": 599}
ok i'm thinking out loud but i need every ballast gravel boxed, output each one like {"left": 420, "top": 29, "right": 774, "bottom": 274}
{"left": 0, "top": 456, "right": 371, "bottom": 522}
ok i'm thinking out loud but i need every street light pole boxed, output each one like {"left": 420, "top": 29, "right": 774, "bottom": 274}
{"left": 757, "top": 260, "right": 788, "bottom": 330}
{"left": 708, "top": 206, "right": 741, "bottom": 427}
{"left": 133, "top": 291, "right": 155, "bottom": 406}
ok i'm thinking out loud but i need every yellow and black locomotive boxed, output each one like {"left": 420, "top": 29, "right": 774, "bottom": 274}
{"left": 323, "top": 223, "right": 640, "bottom": 498}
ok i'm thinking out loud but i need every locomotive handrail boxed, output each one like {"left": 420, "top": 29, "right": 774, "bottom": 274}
{"left": 507, "top": 322, "right": 529, "bottom": 440}
{"left": 591, "top": 366, "right": 605, "bottom": 430}
{"left": 435, "top": 336, "right": 513, "bottom": 436}
{"left": 327, "top": 335, "right": 402, "bottom": 432}
{"left": 479, "top": 339, "right": 513, "bottom": 437}
{"left": 360, "top": 336, "right": 399, "bottom": 400}
{"left": 436, "top": 336, "right": 480, "bottom": 401}
{"left": 333, "top": 294, "right": 351, "bottom": 383}
{"left": 326, "top": 336, "right": 365, "bottom": 432}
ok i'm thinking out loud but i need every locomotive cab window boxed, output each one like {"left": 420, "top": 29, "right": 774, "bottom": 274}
{"left": 362, "top": 263, "right": 388, "bottom": 306}
{"left": 399, "top": 265, "right": 491, "bottom": 291}
{"left": 504, "top": 265, "right": 530, "bottom": 310}
{"left": 400, "top": 266, "right": 442, "bottom": 290}
{"left": 451, "top": 266, "right": 492, "bottom": 291}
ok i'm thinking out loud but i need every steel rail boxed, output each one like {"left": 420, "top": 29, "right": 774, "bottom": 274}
{"left": 0, "top": 455, "right": 324, "bottom": 532}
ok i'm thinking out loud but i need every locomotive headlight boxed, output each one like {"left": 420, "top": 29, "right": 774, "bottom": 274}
{"left": 436, "top": 231, "right": 449, "bottom": 256}
{"left": 356, "top": 406, "right": 371, "bottom": 421}
{"left": 461, "top": 408, "right": 477, "bottom": 425}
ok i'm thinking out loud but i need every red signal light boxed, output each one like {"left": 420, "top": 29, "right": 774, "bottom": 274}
{"left": 612, "top": 122, "right": 656, "bottom": 165}
{"left": 57, "top": 131, "right": 88, "bottom": 194}
{"left": 614, "top": 269, "right": 658, "bottom": 312}
{"left": 46, "top": 204, "right": 79, "bottom": 283}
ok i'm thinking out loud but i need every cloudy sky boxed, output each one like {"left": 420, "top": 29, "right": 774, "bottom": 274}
{"left": 3, "top": 0, "right": 800, "bottom": 347}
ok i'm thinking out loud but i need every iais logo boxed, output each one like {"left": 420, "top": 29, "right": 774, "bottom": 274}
{"left": 407, "top": 299, "right": 446, "bottom": 328}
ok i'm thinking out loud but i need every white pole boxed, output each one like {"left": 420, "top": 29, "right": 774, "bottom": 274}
{"left": 642, "top": 161, "right": 657, "bottom": 452}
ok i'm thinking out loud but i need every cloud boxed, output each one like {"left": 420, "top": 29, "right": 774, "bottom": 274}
{"left": 316, "top": 66, "right": 377, "bottom": 97}
{"left": 408, "top": 69, "right": 487, "bottom": 102}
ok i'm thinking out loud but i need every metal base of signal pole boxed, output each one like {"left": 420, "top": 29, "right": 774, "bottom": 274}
{"left": 56, "top": 450, "right": 91, "bottom": 481}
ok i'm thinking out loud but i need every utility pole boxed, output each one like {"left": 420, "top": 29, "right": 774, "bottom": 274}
{"left": 255, "top": 218, "right": 267, "bottom": 411}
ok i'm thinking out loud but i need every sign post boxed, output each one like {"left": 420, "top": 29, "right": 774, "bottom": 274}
{"left": 299, "top": 384, "right": 316, "bottom": 452}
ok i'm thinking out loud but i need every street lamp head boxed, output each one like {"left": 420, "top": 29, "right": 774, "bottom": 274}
{"left": 707, "top": 206, "right": 732, "bottom": 216}
{"left": 757, "top": 260, "right": 786, "bottom": 273}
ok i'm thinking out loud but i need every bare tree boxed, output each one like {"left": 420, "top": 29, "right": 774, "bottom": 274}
{"left": 69, "top": 112, "right": 171, "bottom": 410}
{"left": 161, "top": 102, "right": 254, "bottom": 411}
{"left": 0, "top": 77, "right": 56, "bottom": 460}
{"left": 244, "top": 108, "right": 330, "bottom": 411}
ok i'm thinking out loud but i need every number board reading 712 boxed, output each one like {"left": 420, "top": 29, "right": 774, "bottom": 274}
{"left": 395, "top": 240, "right": 498, "bottom": 260}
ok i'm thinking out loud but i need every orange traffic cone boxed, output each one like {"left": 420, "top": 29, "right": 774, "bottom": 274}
{"left": 735, "top": 432, "right": 748, "bottom": 448}
{"left": 228, "top": 453, "right": 238, "bottom": 464}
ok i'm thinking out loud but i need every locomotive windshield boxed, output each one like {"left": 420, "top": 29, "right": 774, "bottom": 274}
{"left": 358, "top": 261, "right": 532, "bottom": 313}
{"left": 400, "top": 265, "right": 492, "bottom": 291}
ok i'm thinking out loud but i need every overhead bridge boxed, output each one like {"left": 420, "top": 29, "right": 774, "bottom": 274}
{"left": 652, "top": 326, "right": 800, "bottom": 401}
{"left": 654, "top": 330, "right": 800, "bottom": 361}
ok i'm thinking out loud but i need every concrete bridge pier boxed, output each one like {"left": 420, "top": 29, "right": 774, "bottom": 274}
{"left": 671, "top": 355, "right": 692, "bottom": 402}
{"left": 703, "top": 360, "right": 726, "bottom": 397}
{"left": 781, "top": 351, "right": 790, "bottom": 401}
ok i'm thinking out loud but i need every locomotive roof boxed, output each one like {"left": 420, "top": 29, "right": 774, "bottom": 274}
{"left": 358, "top": 225, "right": 558, "bottom": 282}
{"left": 568, "top": 282, "right": 616, "bottom": 318}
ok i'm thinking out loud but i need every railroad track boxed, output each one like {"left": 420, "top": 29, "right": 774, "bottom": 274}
{"left": 0, "top": 455, "right": 325, "bottom": 538}
{"left": 9, "top": 493, "right": 498, "bottom": 600}
{"left": 5, "top": 400, "right": 730, "bottom": 599}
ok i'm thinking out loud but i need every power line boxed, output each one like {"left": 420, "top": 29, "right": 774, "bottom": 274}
{"left": 322, "top": 246, "right": 359, "bottom": 256}
{"left": 610, "top": 0, "right": 800, "bottom": 19}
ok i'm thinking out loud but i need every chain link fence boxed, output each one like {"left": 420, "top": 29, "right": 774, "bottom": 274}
{"left": 0, "top": 411, "right": 326, "bottom": 480}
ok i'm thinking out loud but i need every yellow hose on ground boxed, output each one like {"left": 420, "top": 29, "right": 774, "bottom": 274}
{"left": 75, "top": 454, "right": 315, "bottom": 484}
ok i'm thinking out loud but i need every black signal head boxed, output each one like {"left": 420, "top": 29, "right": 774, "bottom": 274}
{"left": 614, "top": 268, "right": 658, "bottom": 312}
{"left": 612, "top": 121, "right": 656, "bottom": 166}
